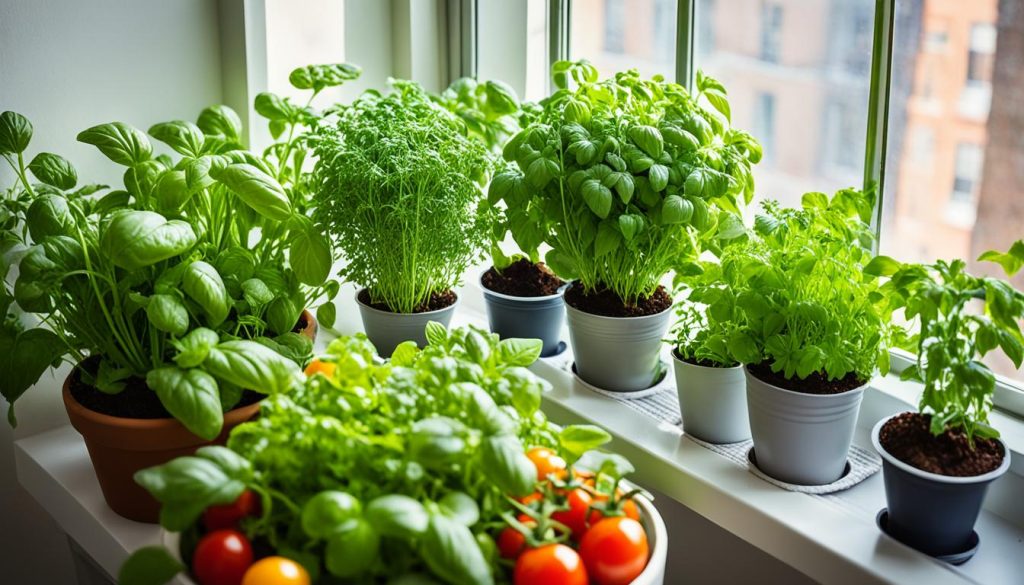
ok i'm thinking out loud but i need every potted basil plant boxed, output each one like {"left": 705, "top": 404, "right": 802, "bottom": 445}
{"left": 313, "top": 81, "right": 494, "bottom": 356}
{"left": 0, "top": 65, "right": 352, "bottom": 521}
{"left": 865, "top": 245, "right": 1023, "bottom": 559}
{"left": 433, "top": 77, "right": 569, "bottom": 357}
{"left": 727, "top": 189, "right": 895, "bottom": 485}
{"left": 670, "top": 258, "right": 751, "bottom": 444}
{"left": 493, "top": 63, "right": 759, "bottom": 391}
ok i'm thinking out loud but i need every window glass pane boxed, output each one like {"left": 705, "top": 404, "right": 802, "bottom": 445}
{"left": 694, "top": 0, "right": 873, "bottom": 209}
{"left": 570, "top": 0, "right": 677, "bottom": 80}
{"left": 881, "top": 0, "right": 1023, "bottom": 387}
{"left": 265, "top": 0, "right": 346, "bottom": 106}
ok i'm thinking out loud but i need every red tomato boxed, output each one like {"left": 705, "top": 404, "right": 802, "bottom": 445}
{"left": 241, "top": 556, "right": 311, "bottom": 585}
{"left": 203, "top": 490, "right": 261, "bottom": 531}
{"left": 497, "top": 514, "right": 535, "bottom": 559}
{"left": 579, "top": 517, "right": 649, "bottom": 585}
{"left": 551, "top": 487, "right": 594, "bottom": 540}
{"left": 514, "top": 543, "right": 588, "bottom": 585}
{"left": 526, "top": 447, "right": 568, "bottom": 482}
{"left": 192, "top": 530, "right": 253, "bottom": 585}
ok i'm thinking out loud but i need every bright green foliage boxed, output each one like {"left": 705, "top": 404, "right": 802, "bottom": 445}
{"left": 313, "top": 81, "right": 495, "bottom": 313}
{"left": 671, "top": 260, "right": 748, "bottom": 367}
{"left": 132, "top": 325, "right": 623, "bottom": 584}
{"left": 866, "top": 242, "right": 1024, "bottom": 443}
{"left": 711, "top": 188, "right": 895, "bottom": 382}
{"left": 492, "top": 61, "right": 760, "bottom": 304}
{"left": 0, "top": 63, "right": 356, "bottom": 433}
{"left": 433, "top": 77, "right": 528, "bottom": 155}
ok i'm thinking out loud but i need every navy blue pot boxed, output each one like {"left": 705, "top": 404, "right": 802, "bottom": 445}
{"left": 871, "top": 414, "right": 1010, "bottom": 557}
{"left": 480, "top": 271, "right": 567, "bottom": 357}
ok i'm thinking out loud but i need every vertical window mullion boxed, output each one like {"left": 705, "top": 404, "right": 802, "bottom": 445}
{"left": 549, "top": 0, "right": 570, "bottom": 93}
{"left": 676, "top": 0, "right": 696, "bottom": 90}
{"left": 864, "top": 0, "right": 896, "bottom": 247}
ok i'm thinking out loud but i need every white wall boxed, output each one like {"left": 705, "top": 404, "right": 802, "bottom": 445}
{"left": 0, "top": 0, "right": 225, "bottom": 581}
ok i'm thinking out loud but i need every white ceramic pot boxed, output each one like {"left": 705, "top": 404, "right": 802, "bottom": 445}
{"left": 672, "top": 351, "right": 750, "bottom": 444}
{"left": 162, "top": 492, "right": 668, "bottom": 585}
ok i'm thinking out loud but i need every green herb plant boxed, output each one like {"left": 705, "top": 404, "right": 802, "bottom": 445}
{"left": 0, "top": 64, "right": 357, "bottom": 436}
{"left": 865, "top": 241, "right": 1024, "bottom": 443}
{"left": 490, "top": 61, "right": 760, "bottom": 305}
{"left": 670, "top": 256, "right": 748, "bottom": 367}
{"left": 124, "top": 325, "right": 625, "bottom": 584}
{"left": 313, "top": 81, "right": 495, "bottom": 313}
{"left": 721, "top": 188, "right": 896, "bottom": 384}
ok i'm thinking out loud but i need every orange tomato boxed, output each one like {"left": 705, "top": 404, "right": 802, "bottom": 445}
{"left": 526, "top": 446, "right": 567, "bottom": 482}
{"left": 241, "top": 557, "right": 310, "bottom": 585}
{"left": 303, "top": 359, "right": 335, "bottom": 379}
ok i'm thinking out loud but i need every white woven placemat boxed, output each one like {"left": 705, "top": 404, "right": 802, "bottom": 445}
{"left": 548, "top": 356, "right": 682, "bottom": 425}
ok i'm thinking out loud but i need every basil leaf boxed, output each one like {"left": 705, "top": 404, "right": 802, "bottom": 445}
{"left": 214, "top": 163, "right": 292, "bottom": 220}
{"left": 0, "top": 329, "right": 65, "bottom": 423}
{"left": 325, "top": 519, "right": 379, "bottom": 579}
{"left": 267, "top": 295, "right": 301, "bottom": 336}
{"left": 479, "top": 434, "right": 535, "bottom": 497}
{"left": 408, "top": 417, "right": 467, "bottom": 468}
{"left": 28, "top": 152, "right": 77, "bottom": 190}
{"left": 196, "top": 105, "right": 242, "bottom": 143}
{"left": 77, "top": 122, "right": 152, "bottom": 166}
{"left": 134, "top": 455, "right": 247, "bottom": 531}
{"left": 148, "top": 121, "right": 204, "bottom": 157}
{"left": 290, "top": 227, "right": 332, "bottom": 286}
{"left": 118, "top": 546, "right": 183, "bottom": 585}
{"left": 182, "top": 261, "right": 229, "bottom": 326}
{"left": 662, "top": 195, "right": 693, "bottom": 225}
{"left": 288, "top": 63, "right": 361, "bottom": 92}
{"left": 26, "top": 194, "right": 73, "bottom": 240}
{"left": 581, "top": 179, "right": 612, "bottom": 218}
{"left": 365, "top": 495, "right": 429, "bottom": 539}
{"left": 0, "top": 111, "right": 32, "bottom": 154}
{"left": 195, "top": 446, "right": 253, "bottom": 481}
{"left": 316, "top": 301, "right": 337, "bottom": 329}
{"left": 241, "top": 278, "right": 274, "bottom": 309}
{"left": 628, "top": 125, "right": 664, "bottom": 158}
{"left": 496, "top": 338, "right": 542, "bottom": 366}
{"left": 254, "top": 92, "right": 294, "bottom": 121}
{"left": 100, "top": 211, "right": 197, "bottom": 271}
{"left": 153, "top": 170, "right": 193, "bottom": 211}
{"left": 172, "top": 328, "right": 220, "bottom": 368}
{"left": 438, "top": 491, "right": 479, "bottom": 527}
{"left": 301, "top": 491, "right": 362, "bottom": 539}
{"left": 124, "top": 160, "right": 166, "bottom": 201}
{"left": 420, "top": 513, "right": 494, "bottom": 585}
{"left": 147, "top": 367, "right": 223, "bottom": 440}
{"left": 203, "top": 340, "right": 301, "bottom": 394}
{"left": 558, "top": 425, "right": 611, "bottom": 460}
{"left": 146, "top": 293, "right": 189, "bottom": 336}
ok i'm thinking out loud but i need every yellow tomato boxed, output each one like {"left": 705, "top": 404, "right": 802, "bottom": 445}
{"left": 303, "top": 358, "right": 336, "bottom": 379}
{"left": 241, "top": 557, "right": 311, "bottom": 585}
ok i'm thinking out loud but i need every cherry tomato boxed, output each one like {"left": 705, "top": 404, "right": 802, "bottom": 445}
{"left": 497, "top": 514, "right": 536, "bottom": 559}
{"left": 192, "top": 530, "right": 253, "bottom": 585}
{"left": 526, "top": 447, "right": 567, "bottom": 482}
{"left": 517, "top": 491, "right": 543, "bottom": 506}
{"left": 587, "top": 495, "right": 640, "bottom": 527}
{"left": 203, "top": 489, "right": 261, "bottom": 531}
{"left": 303, "top": 358, "right": 336, "bottom": 379}
{"left": 514, "top": 543, "right": 587, "bottom": 585}
{"left": 241, "top": 557, "right": 311, "bottom": 585}
{"left": 551, "top": 487, "right": 594, "bottom": 540}
{"left": 579, "top": 517, "right": 649, "bottom": 585}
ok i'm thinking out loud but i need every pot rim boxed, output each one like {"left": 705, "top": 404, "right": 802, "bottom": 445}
{"left": 160, "top": 483, "right": 669, "bottom": 585}
{"left": 478, "top": 268, "right": 570, "bottom": 303}
{"left": 743, "top": 365, "right": 869, "bottom": 400}
{"left": 355, "top": 288, "right": 460, "bottom": 317}
{"left": 62, "top": 371, "right": 261, "bottom": 430}
{"left": 564, "top": 299, "right": 672, "bottom": 322}
{"left": 871, "top": 412, "right": 1011, "bottom": 484}
{"left": 671, "top": 348, "right": 742, "bottom": 371}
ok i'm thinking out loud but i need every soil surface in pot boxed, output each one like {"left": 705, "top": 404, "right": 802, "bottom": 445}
{"left": 70, "top": 356, "right": 262, "bottom": 420}
{"left": 747, "top": 361, "right": 864, "bottom": 395}
{"left": 358, "top": 289, "right": 457, "bottom": 314}
{"left": 564, "top": 283, "right": 671, "bottom": 317}
{"left": 481, "top": 259, "right": 565, "bottom": 297}
{"left": 880, "top": 412, "right": 1004, "bottom": 476}
{"left": 673, "top": 349, "right": 733, "bottom": 369}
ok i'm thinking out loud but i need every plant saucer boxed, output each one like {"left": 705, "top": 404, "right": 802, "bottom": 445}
{"left": 570, "top": 361, "right": 669, "bottom": 399}
{"left": 875, "top": 509, "right": 980, "bottom": 566}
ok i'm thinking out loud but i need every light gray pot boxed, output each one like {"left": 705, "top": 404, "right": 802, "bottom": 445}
{"left": 480, "top": 270, "right": 567, "bottom": 357}
{"left": 672, "top": 352, "right": 750, "bottom": 444}
{"left": 356, "top": 289, "right": 458, "bottom": 357}
{"left": 565, "top": 303, "right": 671, "bottom": 392}
{"left": 745, "top": 367, "right": 865, "bottom": 485}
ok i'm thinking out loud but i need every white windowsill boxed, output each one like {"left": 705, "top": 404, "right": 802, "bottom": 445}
{"left": 14, "top": 279, "right": 1024, "bottom": 584}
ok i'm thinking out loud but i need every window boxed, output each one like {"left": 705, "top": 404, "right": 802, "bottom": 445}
{"left": 951, "top": 142, "right": 983, "bottom": 204}
{"left": 571, "top": 0, "right": 677, "bottom": 79}
{"left": 603, "top": 0, "right": 625, "bottom": 54}
{"left": 909, "top": 125, "right": 934, "bottom": 165}
{"left": 924, "top": 28, "right": 947, "bottom": 51}
{"left": 265, "top": 0, "right": 346, "bottom": 106}
{"left": 966, "top": 23, "right": 997, "bottom": 86}
{"left": 753, "top": 92, "right": 776, "bottom": 165}
{"left": 696, "top": 0, "right": 871, "bottom": 209}
{"left": 760, "top": 2, "right": 783, "bottom": 64}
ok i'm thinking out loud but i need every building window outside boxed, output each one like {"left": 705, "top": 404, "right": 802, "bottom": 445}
{"left": 760, "top": 2, "right": 783, "bottom": 63}
{"left": 909, "top": 125, "right": 935, "bottom": 165}
{"left": 951, "top": 142, "right": 984, "bottom": 204}
{"left": 604, "top": 0, "right": 625, "bottom": 54}
{"left": 822, "top": 99, "right": 861, "bottom": 171}
{"left": 654, "top": 0, "right": 674, "bottom": 62}
{"left": 966, "top": 22, "right": 997, "bottom": 86}
{"left": 754, "top": 92, "right": 776, "bottom": 165}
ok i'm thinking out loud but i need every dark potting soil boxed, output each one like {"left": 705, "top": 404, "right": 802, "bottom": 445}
{"left": 563, "top": 283, "right": 672, "bottom": 317}
{"left": 69, "top": 356, "right": 262, "bottom": 419}
{"left": 481, "top": 259, "right": 566, "bottom": 297}
{"left": 747, "top": 361, "right": 865, "bottom": 395}
{"left": 673, "top": 349, "right": 729, "bottom": 369}
{"left": 359, "top": 288, "right": 457, "bottom": 313}
{"left": 879, "top": 412, "right": 1004, "bottom": 477}
{"left": 292, "top": 312, "right": 309, "bottom": 333}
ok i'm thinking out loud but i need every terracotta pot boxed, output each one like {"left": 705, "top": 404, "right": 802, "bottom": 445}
{"left": 296, "top": 308, "right": 319, "bottom": 341}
